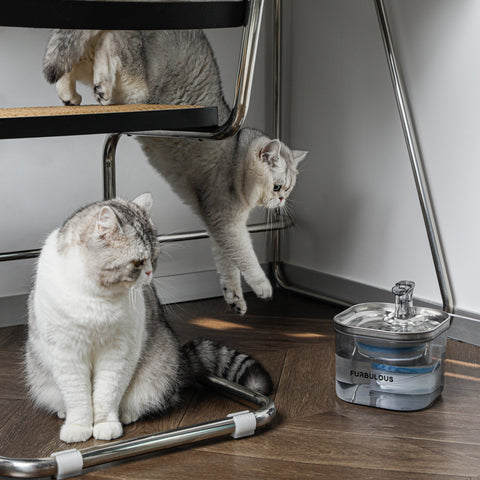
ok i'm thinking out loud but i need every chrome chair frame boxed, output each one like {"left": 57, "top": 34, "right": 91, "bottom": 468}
{"left": 1, "top": 0, "right": 288, "bottom": 260}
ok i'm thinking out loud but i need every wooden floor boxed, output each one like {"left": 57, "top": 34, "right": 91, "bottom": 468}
{"left": 1, "top": 290, "right": 480, "bottom": 479}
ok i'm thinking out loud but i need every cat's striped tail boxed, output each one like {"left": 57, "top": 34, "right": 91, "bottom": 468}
{"left": 181, "top": 339, "right": 273, "bottom": 396}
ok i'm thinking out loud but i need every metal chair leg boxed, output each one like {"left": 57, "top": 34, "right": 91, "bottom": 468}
{"left": 373, "top": 0, "right": 453, "bottom": 313}
{"left": 103, "top": 133, "right": 121, "bottom": 200}
{"left": 272, "top": 0, "right": 454, "bottom": 314}
{"left": 0, "top": 376, "right": 276, "bottom": 479}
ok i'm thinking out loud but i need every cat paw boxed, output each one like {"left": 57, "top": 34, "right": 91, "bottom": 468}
{"left": 94, "top": 84, "right": 112, "bottom": 105}
{"left": 223, "top": 287, "right": 247, "bottom": 315}
{"left": 60, "top": 92, "right": 82, "bottom": 106}
{"left": 251, "top": 278, "right": 273, "bottom": 299}
{"left": 228, "top": 300, "right": 247, "bottom": 315}
{"left": 56, "top": 75, "right": 82, "bottom": 105}
{"left": 120, "top": 410, "right": 140, "bottom": 425}
{"left": 93, "top": 421, "right": 123, "bottom": 441}
{"left": 60, "top": 423, "right": 93, "bottom": 443}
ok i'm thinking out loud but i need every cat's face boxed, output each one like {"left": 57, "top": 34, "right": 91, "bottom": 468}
{"left": 84, "top": 194, "right": 159, "bottom": 291}
{"left": 259, "top": 140, "right": 307, "bottom": 209}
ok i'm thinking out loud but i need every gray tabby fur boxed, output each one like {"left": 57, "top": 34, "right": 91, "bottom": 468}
{"left": 43, "top": 29, "right": 307, "bottom": 314}
{"left": 26, "top": 194, "right": 272, "bottom": 443}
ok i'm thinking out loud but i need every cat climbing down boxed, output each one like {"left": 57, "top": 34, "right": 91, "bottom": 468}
{"left": 43, "top": 29, "right": 307, "bottom": 314}
{"left": 25, "top": 194, "right": 272, "bottom": 443}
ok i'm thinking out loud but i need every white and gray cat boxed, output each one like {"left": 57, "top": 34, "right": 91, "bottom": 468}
{"left": 43, "top": 29, "right": 307, "bottom": 314}
{"left": 26, "top": 193, "right": 272, "bottom": 443}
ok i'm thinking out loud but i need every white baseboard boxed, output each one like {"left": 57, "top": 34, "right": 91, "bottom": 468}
{"left": 0, "top": 293, "right": 29, "bottom": 327}
{"left": 2, "top": 264, "right": 480, "bottom": 347}
{"left": 0, "top": 270, "right": 226, "bottom": 327}
{"left": 153, "top": 270, "right": 225, "bottom": 305}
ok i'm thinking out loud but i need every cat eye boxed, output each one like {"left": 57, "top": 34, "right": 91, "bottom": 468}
{"left": 273, "top": 184, "right": 282, "bottom": 192}
{"left": 133, "top": 259, "right": 145, "bottom": 268}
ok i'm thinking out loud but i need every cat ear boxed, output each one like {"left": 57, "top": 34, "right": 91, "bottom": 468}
{"left": 96, "top": 206, "right": 118, "bottom": 237}
{"left": 260, "top": 139, "right": 281, "bottom": 166}
{"left": 292, "top": 150, "right": 308, "bottom": 166}
{"left": 133, "top": 193, "right": 153, "bottom": 214}
{"left": 133, "top": 193, "right": 153, "bottom": 213}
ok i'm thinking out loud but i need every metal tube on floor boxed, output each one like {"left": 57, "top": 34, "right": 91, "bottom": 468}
{"left": 0, "top": 375, "right": 276, "bottom": 479}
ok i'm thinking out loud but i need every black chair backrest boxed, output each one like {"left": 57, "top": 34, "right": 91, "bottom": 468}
{"left": 0, "top": 0, "right": 250, "bottom": 30}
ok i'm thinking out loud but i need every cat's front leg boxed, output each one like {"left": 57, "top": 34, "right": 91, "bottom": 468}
{"left": 209, "top": 221, "right": 273, "bottom": 307}
{"left": 53, "top": 359, "right": 93, "bottom": 443}
{"left": 55, "top": 71, "right": 82, "bottom": 106}
{"left": 243, "top": 267, "right": 273, "bottom": 300}
{"left": 211, "top": 240, "right": 247, "bottom": 314}
{"left": 92, "top": 344, "right": 138, "bottom": 440}
{"left": 92, "top": 32, "right": 117, "bottom": 105}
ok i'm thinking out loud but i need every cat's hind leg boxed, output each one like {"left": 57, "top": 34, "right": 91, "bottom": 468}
{"left": 120, "top": 337, "right": 182, "bottom": 424}
{"left": 211, "top": 240, "right": 247, "bottom": 315}
{"left": 25, "top": 347, "right": 66, "bottom": 417}
{"left": 92, "top": 32, "right": 118, "bottom": 105}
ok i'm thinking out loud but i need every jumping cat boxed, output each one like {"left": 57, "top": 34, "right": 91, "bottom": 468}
{"left": 25, "top": 194, "right": 272, "bottom": 443}
{"left": 43, "top": 29, "right": 307, "bottom": 314}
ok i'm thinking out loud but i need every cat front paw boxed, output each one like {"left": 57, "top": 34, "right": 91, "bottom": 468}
{"left": 251, "top": 278, "right": 273, "bottom": 300}
{"left": 93, "top": 421, "right": 123, "bottom": 441}
{"left": 60, "top": 423, "right": 93, "bottom": 443}
{"left": 222, "top": 287, "right": 247, "bottom": 315}
{"left": 94, "top": 84, "right": 112, "bottom": 105}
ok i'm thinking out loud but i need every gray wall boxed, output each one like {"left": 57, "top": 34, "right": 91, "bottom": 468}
{"left": 3, "top": 0, "right": 480, "bottom": 321}
{"left": 0, "top": 5, "right": 274, "bottom": 306}
{"left": 284, "top": 0, "right": 480, "bottom": 313}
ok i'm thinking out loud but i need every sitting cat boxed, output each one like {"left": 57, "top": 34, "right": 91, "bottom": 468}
{"left": 25, "top": 193, "right": 272, "bottom": 443}
{"left": 43, "top": 29, "right": 307, "bottom": 314}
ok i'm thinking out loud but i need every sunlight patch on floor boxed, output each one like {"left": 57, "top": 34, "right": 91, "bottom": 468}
{"left": 286, "top": 332, "right": 328, "bottom": 339}
{"left": 189, "top": 317, "right": 253, "bottom": 330}
{"left": 446, "top": 358, "right": 480, "bottom": 369}
{"left": 445, "top": 372, "right": 480, "bottom": 382}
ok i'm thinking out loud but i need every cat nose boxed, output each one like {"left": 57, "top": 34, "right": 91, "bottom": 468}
{"left": 145, "top": 270, "right": 152, "bottom": 276}
{"left": 279, "top": 196, "right": 285, "bottom": 202}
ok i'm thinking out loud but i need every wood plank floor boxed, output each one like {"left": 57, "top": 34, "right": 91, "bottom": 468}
{"left": 0, "top": 289, "right": 479, "bottom": 479}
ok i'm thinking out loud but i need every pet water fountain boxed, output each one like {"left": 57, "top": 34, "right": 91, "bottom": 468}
{"left": 334, "top": 281, "right": 450, "bottom": 411}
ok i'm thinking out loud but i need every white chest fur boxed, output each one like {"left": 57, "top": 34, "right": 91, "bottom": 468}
{"left": 33, "top": 230, "right": 145, "bottom": 358}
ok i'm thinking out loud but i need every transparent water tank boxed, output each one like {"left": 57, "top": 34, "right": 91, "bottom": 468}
{"left": 334, "top": 281, "right": 450, "bottom": 411}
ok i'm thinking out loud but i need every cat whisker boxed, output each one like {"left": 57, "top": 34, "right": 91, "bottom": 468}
{"left": 153, "top": 281, "right": 174, "bottom": 302}
{"left": 264, "top": 209, "right": 274, "bottom": 247}
{"left": 152, "top": 280, "right": 184, "bottom": 321}
{"left": 158, "top": 249, "right": 175, "bottom": 262}
{"left": 159, "top": 241, "right": 187, "bottom": 252}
